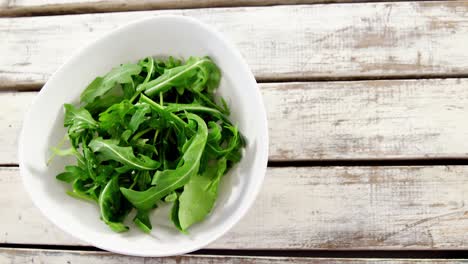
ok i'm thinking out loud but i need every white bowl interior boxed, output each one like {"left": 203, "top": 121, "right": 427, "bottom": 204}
{"left": 19, "top": 16, "right": 268, "bottom": 257}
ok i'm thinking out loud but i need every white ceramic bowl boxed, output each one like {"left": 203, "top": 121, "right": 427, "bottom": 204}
{"left": 18, "top": 15, "right": 268, "bottom": 257}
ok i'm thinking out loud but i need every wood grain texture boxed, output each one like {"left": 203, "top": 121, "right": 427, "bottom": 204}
{"left": 0, "top": 0, "right": 349, "bottom": 16}
{"left": 1, "top": 248, "right": 468, "bottom": 264}
{"left": 1, "top": 1, "right": 468, "bottom": 89}
{"left": 3, "top": 248, "right": 468, "bottom": 264}
{"left": 3, "top": 166, "right": 468, "bottom": 249}
{"left": 0, "top": 92, "right": 32, "bottom": 165}
{"left": 4, "top": 78, "right": 468, "bottom": 164}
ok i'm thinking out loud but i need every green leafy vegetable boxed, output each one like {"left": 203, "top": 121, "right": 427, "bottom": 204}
{"left": 99, "top": 177, "right": 130, "bottom": 232}
{"left": 164, "top": 192, "right": 178, "bottom": 202}
{"left": 120, "top": 113, "right": 207, "bottom": 211}
{"left": 139, "top": 57, "right": 220, "bottom": 96}
{"left": 50, "top": 56, "right": 244, "bottom": 234}
{"left": 89, "top": 137, "right": 160, "bottom": 170}
{"left": 81, "top": 64, "right": 142, "bottom": 105}
{"left": 63, "top": 104, "right": 98, "bottom": 147}
{"left": 178, "top": 158, "right": 227, "bottom": 231}
{"left": 134, "top": 209, "right": 152, "bottom": 233}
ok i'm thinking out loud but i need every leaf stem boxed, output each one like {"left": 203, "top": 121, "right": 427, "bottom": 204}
{"left": 140, "top": 94, "right": 187, "bottom": 130}
{"left": 47, "top": 134, "right": 69, "bottom": 165}
{"left": 132, "top": 127, "right": 153, "bottom": 141}
{"left": 129, "top": 91, "right": 141, "bottom": 104}
{"left": 143, "top": 57, "right": 154, "bottom": 85}
{"left": 192, "top": 89, "right": 227, "bottom": 114}
{"left": 153, "top": 129, "right": 159, "bottom": 145}
{"left": 129, "top": 174, "right": 139, "bottom": 190}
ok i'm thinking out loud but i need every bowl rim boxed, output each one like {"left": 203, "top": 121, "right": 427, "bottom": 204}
{"left": 18, "top": 15, "right": 269, "bottom": 256}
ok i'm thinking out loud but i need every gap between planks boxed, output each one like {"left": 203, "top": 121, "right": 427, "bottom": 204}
{"left": 7, "top": 74, "right": 468, "bottom": 93}
{"left": 2, "top": 248, "right": 468, "bottom": 264}
{"left": 2, "top": 246, "right": 468, "bottom": 260}
{"left": 7, "top": 159, "right": 468, "bottom": 168}
{"left": 0, "top": 0, "right": 444, "bottom": 17}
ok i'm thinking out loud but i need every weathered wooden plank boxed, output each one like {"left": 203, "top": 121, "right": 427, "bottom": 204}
{"left": 1, "top": 1, "right": 468, "bottom": 88}
{"left": 266, "top": 79, "right": 468, "bottom": 161}
{"left": 3, "top": 248, "right": 468, "bottom": 264}
{"left": 0, "top": 92, "right": 31, "bottom": 165}
{"left": 3, "top": 166, "right": 468, "bottom": 249}
{"left": 0, "top": 0, "right": 339, "bottom": 17}
{"left": 4, "top": 79, "right": 468, "bottom": 164}
{"left": 1, "top": 248, "right": 467, "bottom": 264}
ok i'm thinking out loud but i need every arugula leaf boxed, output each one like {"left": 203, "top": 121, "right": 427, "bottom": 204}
{"left": 85, "top": 83, "right": 126, "bottom": 115}
{"left": 206, "top": 125, "right": 241, "bottom": 157}
{"left": 63, "top": 165, "right": 87, "bottom": 181}
{"left": 165, "top": 103, "right": 227, "bottom": 120}
{"left": 50, "top": 146, "right": 79, "bottom": 157}
{"left": 140, "top": 94, "right": 188, "bottom": 130}
{"left": 82, "top": 142, "right": 97, "bottom": 180}
{"left": 139, "top": 57, "right": 155, "bottom": 86}
{"left": 207, "top": 121, "right": 222, "bottom": 144}
{"left": 66, "top": 179, "right": 98, "bottom": 202}
{"left": 164, "top": 192, "right": 178, "bottom": 202}
{"left": 89, "top": 137, "right": 160, "bottom": 170}
{"left": 47, "top": 145, "right": 83, "bottom": 166}
{"left": 99, "top": 100, "right": 134, "bottom": 131}
{"left": 81, "top": 64, "right": 142, "bottom": 105}
{"left": 56, "top": 172, "right": 77, "bottom": 183}
{"left": 208, "top": 158, "right": 227, "bottom": 193}
{"left": 121, "top": 129, "right": 133, "bottom": 142}
{"left": 170, "top": 198, "right": 183, "bottom": 232}
{"left": 154, "top": 57, "right": 182, "bottom": 75}
{"left": 177, "top": 158, "right": 227, "bottom": 231}
{"left": 95, "top": 164, "right": 114, "bottom": 186}
{"left": 63, "top": 104, "right": 98, "bottom": 144}
{"left": 120, "top": 113, "right": 207, "bottom": 210}
{"left": 140, "top": 57, "right": 220, "bottom": 96}
{"left": 99, "top": 177, "right": 130, "bottom": 232}
{"left": 177, "top": 173, "right": 215, "bottom": 231}
{"left": 129, "top": 103, "right": 150, "bottom": 132}
{"left": 137, "top": 171, "right": 151, "bottom": 191}
{"left": 134, "top": 209, "right": 152, "bottom": 233}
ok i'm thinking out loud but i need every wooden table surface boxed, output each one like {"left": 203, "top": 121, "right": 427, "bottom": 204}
{"left": 2, "top": 0, "right": 468, "bottom": 263}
